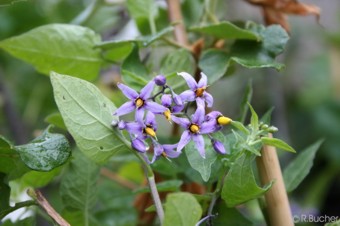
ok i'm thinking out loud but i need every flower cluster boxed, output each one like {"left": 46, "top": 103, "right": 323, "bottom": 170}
{"left": 113, "top": 72, "right": 232, "bottom": 163}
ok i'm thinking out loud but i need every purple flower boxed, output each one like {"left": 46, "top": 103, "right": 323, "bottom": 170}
{"left": 113, "top": 81, "right": 167, "bottom": 122}
{"left": 205, "top": 111, "right": 232, "bottom": 132}
{"left": 211, "top": 139, "right": 228, "bottom": 154}
{"left": 161, "top": 94, "right": 184, "bottom": 113}
{"left": 151, "top": 142, "right": 181, "bottom": 163}
{"left": 172, "top": 107, "right": 216, "bottom": 158}
{"left": 124, "top": 111, "right": 158, "bottom": 139}
{"left": 131, "top": 137, "right": 148, "bottom": 153}
{"left": 178, "top": 72, "right": 213, "bottom": 108}
{"left": 154, "top": 75, "right": 166, "bottom": 86}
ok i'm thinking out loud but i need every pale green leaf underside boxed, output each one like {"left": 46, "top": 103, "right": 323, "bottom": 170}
{"left": 51, "top": 72, "right": 130, "bottom": 164}
{"left": 0, "top": 24, "right": 103, "bottom": 80}
{"left": 163, "top": 192, "right": 202, "bottom": 226}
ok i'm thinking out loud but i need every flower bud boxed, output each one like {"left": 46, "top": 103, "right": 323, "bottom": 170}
{"left": 268, "top": 126, "right": 278, "bottom": 133}
{"left": 154, "top": 75, "right": 166, "bottom": 86}
{"left": 118, "top": 121, "right": 126, "bottom": 130}
{"left": 131, "top": 138, "right": 148, "bottom": 153}
{"left": 161, "top": 94, "right": 172, "bottom": 107}
{"left": 212, "top": 139, "right": 227, "bottom": 154}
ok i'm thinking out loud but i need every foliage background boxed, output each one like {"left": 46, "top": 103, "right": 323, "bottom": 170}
{"left": 0, "top": 0, "right": 339, "bottom": 225}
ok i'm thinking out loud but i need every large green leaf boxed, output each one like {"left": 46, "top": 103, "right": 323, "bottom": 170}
{"left": 50, "top": 72, "right": 131, "bottom": 163}
{"left": 199, "top": 24, "right": 289, "bottom": 84}
{"left": 221, "top": 154, "right": 273, "bottom": 207}
{"left": 0, "top": 136, "right": 18, "bottom": 174}
{"left": 18, "top": 167, "right": 63, "bottom": 188}
{"left": 60, "top": 151, "right": 100, "bottom": 219}
{"left": 191, "top": 21, "right": 261, "bottom": 40}
{"left": 283, "top": 140, "right": 323, "bottom": 192}
{"left": 0, "top": 24, "right": 103, "bottom": 80}
{"left": 212, "top": 202, "right": 253, "bottom": 226}
{"left": 121, "top": 44, "right": 150, "bottom": 90}
{"left": 0, "top": 173, "right": 10, "bottom": 211}
{"left": 261, "top": 137, "right": 296, "bottom": 153}
{"left": 163, "top": 192, "right": 202, "bottom": 226}
{"left": 0, "top": 0, "right": 23, "bottom": 6}
{"left": 185, "top": 132, "right": 225, "bottom": 182}
{"left": 15, "top": 126, "right": 71, "bottom": 171}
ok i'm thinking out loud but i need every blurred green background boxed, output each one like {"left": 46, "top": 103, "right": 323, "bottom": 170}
{"left": 0, "top": 0, "right": 339, "bottom": 225}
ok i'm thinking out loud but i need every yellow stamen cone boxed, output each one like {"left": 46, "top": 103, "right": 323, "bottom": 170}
{"left": 217, "top": 116, "right": 232, "bottom": 125}
{"left": 164, "top": 109, "right": 172, "bottom": 121}
{"left": 145, "top": 127, "right": 157, "bottom": 138}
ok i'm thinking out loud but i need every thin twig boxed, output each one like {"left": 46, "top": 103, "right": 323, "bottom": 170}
{"left": 27, "top": 189, "right": 70, "bottom": 226}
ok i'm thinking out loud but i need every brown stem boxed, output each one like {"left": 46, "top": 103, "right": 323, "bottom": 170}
{"left": 256, "top": 134, "right": 293, "bottom": 226}
{"left": 27, "top": 189, "right": 70, "bottom": 226}
{"left": 100, "top": 168, "right": 137, "bottom": 190}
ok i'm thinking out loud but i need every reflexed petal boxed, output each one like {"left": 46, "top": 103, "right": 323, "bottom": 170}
{"left": 164, "top": 149, "right": 181, "bottom": 158}
{"left": 117, "top": 83, "right": 139, "bottom": 99}
{"left": 193, "top": 134, "right": 205, "bottom": 158}
{"left": 197, "top": 72, "right": 208, "bottom": 88}
{"left": 172, "top": 93, "right": 183, "bottom": 106}
{"left": 191, "top": 106, "right": 205, "bottom": 125}
{"left": 163, "top": 143, "right": 178, "bottom": 151}
{"left": 203, "top": 92, "right": 214, "bottom": 107}
{"left": 178, "top": 72, "right": 197, "bottom": 90}
{"left": 179, "top": 90, "right": 195, "bottom": 102}
{"left": 161, "top": 94, "right": 172, "bottom": 107}
{"left": 200, "top": 120, "right": 219, "bottom": 134}
{"left": 172, "top": 115, "right": 190, "bottom": 128}
{"left": 172, "top": 105, "right": 184, "bottom": 113}
{"left": 153, "top": 140, "right": 164, "bottom": 156}
{"left": 205, "top": 111, "right": 222, "bottom": 121}
{"left": 140, "top": 80, "right": 155, "bottom": 99}
{"left": 196, "top": 97, "right": 205, "bottom": 109}
{"left": 145, "top": 111, "right": 157, "bottom": 130}
{"left": 177, "top": 130, "right": 191, "bottom": 152}
{"left": 114, "top": 101, "right": 135, "bottom": 116}
{"left": 125, "top": 122, "right": 143, "bottom": 134}
{"left": 144, "top": 101, "right": 167, "bottom": 114}
{"left": 135, "top": 108, "right": 145, "bottom": 123}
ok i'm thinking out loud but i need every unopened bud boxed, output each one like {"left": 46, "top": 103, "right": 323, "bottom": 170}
{"left": 131, "top": 138, "right": 148, "bottom": 153}
{"left": 118, "top": 121, "right": 126, "bottom": 130}
{"left": 268, "top": 126, "right": 278, "bottom": 133}
{"left": 217, "top": 116, "right": 232, "bottom": 125}
{"left": 212, "top": 140, "right": 227, "bottom": 154}
{"left": 161, "top": 94, "right": 172, "bottom": 107}
{"left": 154, "top": 75, "right": 166, "bottom": 86}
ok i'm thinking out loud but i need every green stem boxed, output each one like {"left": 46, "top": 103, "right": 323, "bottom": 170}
{"left": 71, "top": 0, "right": 103, "bottom": 25}
{"left": 149, "top": 13, "right": 157, "bottom": 35}
{"left": 204, "top": 0, "right": 219, "bottom": 24}
{"left": 0, "top": 200, "right": 37, "bottom": 219}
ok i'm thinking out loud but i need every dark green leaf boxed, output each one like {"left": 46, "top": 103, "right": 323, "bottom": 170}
{"left": 0, "top": 136, "right": 19, "bottom": 174}
{"left": 15, "top": 126, "right": 71, "bottom": 171}
{"left": 191, "top": 21, "right": 261, "bottom": 40}
{"left": 62, "top": 209, "right": 99, "bottom": 226}
{"left": 212, "top": 201, "right": 253, "bottom": 226}
{"left": 18, "top": 166, "right": 62, "bottom": 188}
{"left": 221, "top": 154, "right": 273, "bottom": 207}
{"left": 199, "top": 24, "right": 289, "bottom": 82}
{"left": 134, "top": 180, "right": 183, "bottom": 193}
{"left": 1, "top": 217, "right": 35, "bottom": 226}
{"left": 60, "top": 151, "right": 100, "bottom": 213}
{"left": 261, "top": 137, "right": 296, "bottom": 153}
{"left": 163, "top": 192, "right": 202, "bottom": 226}
{"left": 141, "top": 26, "right": 174, "bottom": 46}
{"left": 96, "top": 40, "right": 134, "bottom": 62}
{"left": 185, "top": 132, "right": 226, "bottom": 182}
{"left": 51, "top": 72, "right": 131, "bottom": 164}
{"left": 0, "top": 24, "right": 103, "bottom": 80}
{"left": 44, "top": 112, "right": 67, "bottom": 130}
{"left": 0, "top": 0, "right": 24, "bottom": 6}
{"left": 121, "top": 44, "right": 149, "bottom": 90}
{"left": 283, "top": 140, "right": 323, "bottom": 192}
{"left": 0, "top": 173, "right": 10, "bottom": 211}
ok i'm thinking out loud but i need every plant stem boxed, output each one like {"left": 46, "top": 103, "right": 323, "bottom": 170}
{"left": 27, "top": 188, "right": 70, "bottom": 226}
{"left": 0, "top": 200, "right": 37, "bottom": 219}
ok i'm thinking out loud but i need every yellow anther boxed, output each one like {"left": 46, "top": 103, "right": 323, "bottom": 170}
{"left": 164, "top": 109, "right": 172, "bottom": 121}
{"left": 217, "top": 116, "right": 232, "bottom": 125}
{"left": 189, "top": 124, "right": 200, "bottom": 134}
{"left": 135, "top": 98, "right": 144, "bottom": 108}
{"left": 144, "top": 127, "right": 156, "bottom": 138}
{"left": 162, "top": 152, "right": 167, "bottom": 157}
{"left": 195, "top": 87, "right": 206, "bottom": 97}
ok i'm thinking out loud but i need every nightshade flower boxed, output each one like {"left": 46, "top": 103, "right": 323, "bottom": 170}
{"left": 151, "top": 142, "right": 181, "bottom": 163}
{"left": 205, "top": 111, "right": 232, "bottom": 131}
{"left": 113, "top": 81, "right": 167, "bottom": 122}
{"left": 161, "top": 94, "right": 184, "bottom": 121}
{"left": 124, "top": 111, "right": 158, "bottom": 139}
{"left": 172, "top": 107, "right": 216, "bottom": 158}
{"left": 178, "top": 72, "right": 213, "bottom": 108}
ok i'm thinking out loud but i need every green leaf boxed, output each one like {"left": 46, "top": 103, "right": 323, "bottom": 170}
{"left": 261, "top": 137, "right": 296, "bottom": 153}
{"left": 126, "top": 0, "right": 158, "bottom": 35}
{"left": 121, "top": 44, "right": 149, "bottom": 90}
{"left": 62, "top": 209, "right": 99, "bottom": 226}
{"left": 18, "top": 166, "right": 62, "bottom": 188}
{"left": 248, "top": 103, "right": 259, "bottom": 130}
{"left": 96, "top": 40, "right": 134, "bottom": 62}
{"left": 134, "top": 180, "right": 183, "bottom": 193}
{"left": 185, "top": 132, "right": 226, "bottom": 182}
{"left": 51, "top": 72, "right": 131, "bottom": 164}
{"left": 199, "top": 24, "right": 289, "bottom": 82}
{"left": 221, "top": 154, "right": 273, "bottom": 207}
{"left": 0, "top": 0, "right": 24, "bottom": 6}
{"left": 0, "top": 173, "right": 10, "bottom": 211}
{"left": 44, "top": 112, "right": 67, "bottom": 130}
{"left": 191, "top": 21, "right": 261, "bottom": 40}
{"left": 238, "top": 80, "right": 253, "bottom": 124}
{"left": 0, "top": 136, "right": 19, "bottom": 174}
{"left": 0, "top": 24, "right": 103, "bottom": 80}
{"left": 15, "top": 126, "right": 71, "bottom": 171}
{"left": 260, "top": 107, "right": 274, "bottom": 125}
{"left": 325, "top": 219, "right": 340, "bottom": 226}
{"left": 283, "top": 140, "right": 323, "bottom": 192}
{"left": 230, "top": 121, "right": 250, "bottom": 135}
{"left": 163, "top": 192, "right": 202, "bottom": 226}
{"left": 212, "top": 201, "right": 253, "bottom": 226}
{"left": 60, "top": 151, "right": 100, "bottom": 214}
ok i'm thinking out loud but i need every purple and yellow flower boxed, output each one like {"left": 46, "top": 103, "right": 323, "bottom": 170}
{"left": 205, "top": 111, "right": 232, "bottom": 131}
{"left": 113, "top": 81, "right": 167, "bottom": 122}
{"left": 151, "top": 142, "right": 181, "bottom": 163}
{"left": 123, "top": 111, "right": 158, "bottom": 139}
{"left": 178, "top": 72, "right": 213, "bottom": 108}
{"left": 172, "top": 107, "right": 216, "bottom": 158}
{"left": 161, "top": 94, "right": 184, "bottom": 121}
